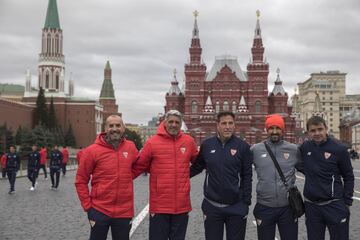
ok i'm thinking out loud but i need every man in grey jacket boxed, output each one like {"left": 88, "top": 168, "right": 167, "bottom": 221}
{"left": 251, "top": 114, "right": 301, "bottom": 240}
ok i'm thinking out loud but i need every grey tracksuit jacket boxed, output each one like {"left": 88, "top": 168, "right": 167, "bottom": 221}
{"left": 251, "top": 139, "right": 301, "bottom": 208}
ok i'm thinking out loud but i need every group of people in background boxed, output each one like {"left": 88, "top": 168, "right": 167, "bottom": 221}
{"left": 0, "top": 144, "right": 70, "bottom": 194}
{"left": 75, "top": 111, "right": 354, "bottom": 240}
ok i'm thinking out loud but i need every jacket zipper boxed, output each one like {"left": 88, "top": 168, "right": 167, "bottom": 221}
{"left": 238, "top": 172, "right": 241, "bottom": 187}
{"left": 331, "top": 175, "right": 335, "bottom": 198}
{"left": 114, "top": 145, "right": 121, "bottom": 217}
{"left": 174, "top": 138, "right": 178, "bottom": 212}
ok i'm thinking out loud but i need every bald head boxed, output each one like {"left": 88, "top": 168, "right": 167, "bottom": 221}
{"left": 104, "top": 115, "right": 125, "bottom": 148}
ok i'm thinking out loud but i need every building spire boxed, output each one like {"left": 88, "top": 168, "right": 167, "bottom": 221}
{"left": 192, "top": 10, "right": 199, "bottom": 39}
{"left": 188, "top": 10, "right": 203, "bottom": 65}
{"left": 100, "top": 61, "right": 115, "bottom": 99}
{"left": 271, "top": 68, "right": 286, "bottom": 96}
{"left": 204, "top": 95, "right": 214, "bottom": 113}
{"left": 254, "top": 10, "right": 261, "bottom": 39}
{"left": 238, "top": 96, "right": 248, "bottom": 113}
{"left": 44, "top": 0, "right": 61, "bottom": 29}
{"left": 250, "top": 9, "right": 264, "bottom": 63}
{"left": 167, "top": 69, "right": 182, "bottom": 95}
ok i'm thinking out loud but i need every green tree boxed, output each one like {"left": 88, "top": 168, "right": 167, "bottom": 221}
{"left": 64, "top": 124, "right": 76, "bottom": 147}
{"left": 53, "top": 126, "right": 64, "bottom": 146}
{"left": 31, "top": 124, "right": 47, "bottom": 146}
{"left": 48, "top": 96, "right": 57, "bottom": 130}
{"left": 19, "top": 127, "right": 33, "bottom": 157}
{"left": 15, "top": 125, "right": 23, "bottom": 145}
{"left": 34, "top": 87, "right": 48, "bottom": 127}
{"left": 124, "top": 128, "right": 143, "bottom": 150}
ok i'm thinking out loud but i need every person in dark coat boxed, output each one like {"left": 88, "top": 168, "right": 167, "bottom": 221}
{"left": 49, "top": 145, "right": 63, "bottom": 190}
{"left": 299, "top": 116, "right": 354, "bottom": 240}
{"left": 5, "top": 145, "right": 20, "bottom": 194}
{"left": 27, "top": 144, "right": 41, "bottom": 191}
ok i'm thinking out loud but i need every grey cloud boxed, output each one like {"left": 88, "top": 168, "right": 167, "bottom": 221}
{"left": 1, "top": 0, "right": 359, "bottom": 124}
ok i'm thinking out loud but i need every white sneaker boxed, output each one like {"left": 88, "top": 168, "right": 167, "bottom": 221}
{"left": 30, "top": 186, "right": 35, "bottom": 191}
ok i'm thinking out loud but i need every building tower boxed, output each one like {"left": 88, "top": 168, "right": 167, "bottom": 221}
{"left": 165, "top": 69, "right": 185, "bottom": 113}
{"left": 183, "top": 10, "right": 207, "bottom": 127}
{"left": 99, "top": 61, "right": 119, "bottom": 123}
{"left": 38, "top": 0, "right": 65, "bottom": 95}
{"left": 24, "top": 70, "right": 32, "bottom": 97}
{"left": 68, "top": 73, "right": 74, "bottom": 96}
{"left": 268, "top": 68, "right": 288, "bottom": 114}
{"left": 246, "top": 10, "right": 269, "bottom": 125}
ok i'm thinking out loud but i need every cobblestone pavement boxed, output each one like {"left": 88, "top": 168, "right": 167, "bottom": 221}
{"left": 0, "top": 161, "right": 359, "bottom": 240}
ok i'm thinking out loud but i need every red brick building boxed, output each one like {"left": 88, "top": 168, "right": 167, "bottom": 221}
{"left": 0, "top": 0, "right": 119, "bottom": 148}
{"left": 165, "top": 11, "right": 295, "bottom": 145}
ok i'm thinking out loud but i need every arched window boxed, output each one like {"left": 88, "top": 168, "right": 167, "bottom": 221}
{"left": 223, "top": 101, "right": 229, "bottom": 111}
{"left": 255, "top": 101, "right": 261, "bottom": 112}
{"left": 45, "top": 72, "right": 49, "bottom": 88}
{"left": 191, "top": 101, "right": 197, "bottom": 113}
{"left": 56, "top": 73, "right": 59, "bottom": 89}
{"left": 55, "top": 35, "right": 59, "bottom": 54}
{"left": 232, "top": 101, "right": 237, "bottom": 113}
{"left": 47, "top": 34, "right": 51, "bottom": 53}
{"left": 215, "top": 101, "right": 220, "bottom": 113}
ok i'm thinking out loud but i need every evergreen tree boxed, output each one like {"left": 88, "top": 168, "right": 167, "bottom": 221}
{"left": 19, "top": 127, "right": 33, "bottom": 157}
{"left": 53, "top": 126, "right": 64, "bottom": 146}
{"left": 65, "top": 124, "right": 76, "bottom": 147}
{"left": 5, "top": 126, "right": 15, "bottom": 150}
{"left": 15, "top": 126, "right": 23, "bottom": 145}
{"left": 48, "top": 96, "right": 57, "bottom": 130}
{"left": 124, "top": 128, "right": 143, "bottom": 150}
{"left": 34, "top": 87, "right": 48, "bottom": 126}
{"left": 32, "top": 124, "right": 48, "bottom": 147}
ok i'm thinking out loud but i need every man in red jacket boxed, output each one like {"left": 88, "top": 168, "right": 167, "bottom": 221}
{"left": 1, "top": 153, "right": 6, "bottom": 179}
{"left": 75, "top": 115, "right": 138, "bottom": 240}
{"left": 133, "top": 110, "right": 198, "bottom": 240}
{"left": 39, "top": 146, "right": 48, "bottom": 179}
{"left": 61, "top": 146, "right": 69, "bottom": 176}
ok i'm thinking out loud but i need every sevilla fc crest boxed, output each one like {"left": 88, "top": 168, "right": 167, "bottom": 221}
{"left": 180, "top": 147, "right": 186, "bottom": 154}
{"left": 324, "top": 152, "right": 331, "bottom": 159}
{"left": 283, "top": 153, "right": 290, "bottom": 160}
{"left": 123, "top": 152, "right": 128, "bottom": 158}
{"left": 231, "top": 149, "right": 237, "bottom": 156}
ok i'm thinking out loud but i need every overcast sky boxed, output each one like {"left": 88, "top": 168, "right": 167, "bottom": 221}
{"left": 1, "top": 0, "right": 360, "bottom": 124}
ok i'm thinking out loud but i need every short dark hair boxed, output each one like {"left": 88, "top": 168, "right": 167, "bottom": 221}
{"left": 306, "top": 116, "right": 327, "bottom": 130}
{"left": 216, "top": 111, "right": 235, "bottom": 122}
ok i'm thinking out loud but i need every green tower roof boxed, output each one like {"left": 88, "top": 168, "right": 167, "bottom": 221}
{"left": 44, "top": 0, "right": 61, "bottom": 29}
{"left": 100, "top": 61, "right": 115, "bottom": 99}
{"left": 100, "top": 80, "right": 115, "bottom": 99}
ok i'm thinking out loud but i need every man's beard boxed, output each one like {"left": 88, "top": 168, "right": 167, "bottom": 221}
{"left": 270, "top": 134, "right": 281, "bottom": 143}
{"left": 105, "top": 131, "right": 123, "bottom": 148}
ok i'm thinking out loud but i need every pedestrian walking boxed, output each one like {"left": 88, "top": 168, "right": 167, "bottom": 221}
{"left": 75, "top": 115, "right": 138, "bottom": 240}
{"left": 251, "top": 114, "right": 302, "bottom": 240}
{"left": 39, "top": 146, "right": 48, "bottom": 179}
{"left": 61, "top": 145, "right": 69, "bottom": 176}
{"left": 27, "top": 144, "right": 41, "bottom": 191}
{"left": 1, "top": 152, "right": 6, "bottom": 179}
{"left": 299, "top": 116, "right": 354, "bottom": 240}
{"left": 190, "top": 111, "right": 253, "bottom": 240}
{"left": 133, "top": 110, "right": 198, "bottom": 240}
{"left": 5, "top": 145, "right": 20, "bottom": 194}
{"left": 49, "top": 145, "right": 63, "bottom": 190}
